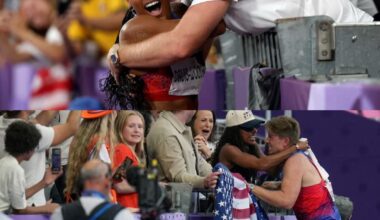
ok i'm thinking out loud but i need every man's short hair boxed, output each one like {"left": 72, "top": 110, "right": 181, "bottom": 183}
{"left": 265, "top": 116, "right": 300, "bottom": 146}
{"left": 80, "top": 160, "right": 111, "bottom": 182}
{"left": 5, "top": 121, "right": 42, "bottom": 157}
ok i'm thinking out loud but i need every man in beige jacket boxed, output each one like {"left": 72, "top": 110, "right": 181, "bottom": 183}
{"left": 146, "top": 111, "right": 219, "bottom": 189}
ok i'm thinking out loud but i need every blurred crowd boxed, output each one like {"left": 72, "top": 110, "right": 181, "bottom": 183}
{"left": 0, "top": 0, "right": 127, "bottom": 109}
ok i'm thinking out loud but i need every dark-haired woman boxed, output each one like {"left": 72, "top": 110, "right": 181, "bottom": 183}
{"left": 187, "top": 110, "right": 216, "bottom": 161}
{"left": 212, "top": 110, "right": 309, "bottom": 183}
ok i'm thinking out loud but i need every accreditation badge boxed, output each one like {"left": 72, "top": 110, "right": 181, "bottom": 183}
{"left": 169, "top": 57, "right": 205, "bottom": 96}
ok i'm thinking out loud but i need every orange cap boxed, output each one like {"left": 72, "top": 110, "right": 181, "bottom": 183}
{"left": 81, "top": 110, "right": 113, "bottom": 119}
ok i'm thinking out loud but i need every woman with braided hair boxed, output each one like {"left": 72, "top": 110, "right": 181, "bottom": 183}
{"left": 101, "top": 0, "right": 225, "bottom": 109}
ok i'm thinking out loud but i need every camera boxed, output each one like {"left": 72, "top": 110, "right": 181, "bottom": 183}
{"left": 126, "top": 162, "right": 171, "bottom": 220}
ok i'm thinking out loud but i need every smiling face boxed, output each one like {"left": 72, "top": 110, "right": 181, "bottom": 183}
{"left": 122, "top": 115, "right": 144, "bottom": 148}
{"left": 239, "top": 127, "right": 258, "bottom": 146}
{"left": 266, "top": 131, "right": 289, "bottom": 155}
{"left": 193, "top": 111, "right": 214, "bottom": 141}
{"left": 128, "top": 0, "right": 171, "bottom": 19}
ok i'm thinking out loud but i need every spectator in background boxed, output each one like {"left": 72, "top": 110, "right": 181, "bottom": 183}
{"left": 51, "top": 160, "right": 134, "bottom": 220}
{"left": 187, "top": 110, "right": 216, "bottom": 161}
{"left": 0, "top": 0, "right": 72, "bottom": 109}
{"left": 65, "top": 110, "right": 117, "bottom": 202}
{"left": 113, "top": 111, "right": 146, "bottom": 209}
{"left": 63, "top": 0, "right": 126, "bottom": 60}
{"left": 146, "top": 111, "right": 219, "bottom": 189}
{"left": 0, "top": 111, "right": 80, "bottom": 207}
{"left": 251, "top": 116, "right": 341, "bottom": 220}
{"left": 0, "top": 121, "right": 61, "bottom": 214}
{"left": 212, "top": 110, "right": 309, "bottom": 183}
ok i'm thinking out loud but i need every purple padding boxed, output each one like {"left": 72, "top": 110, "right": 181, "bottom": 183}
{"left": 232, "top": 67, "right": 251, "bottom": 109}
{"left": 280, "top": 77, "right": 310, "bottom": 110}
{"left": 0, "top": 63, "right": 12, "bottom": 109}
{"left": 10, "top": 213, "right": 187, "bottom": 220}
{"left": 10, "top": 214, "right": 49, "bottom": 220}
{"left": 308, "top": 82, "right": 380, "bottom": 109}
{"left": 10, "top": 63, "right": 37, "bottom": 109}
{"left": 188, "top": 214, "right": 213, "bottom": 220}
{"left": 268, "top": 215, "right": 297, "bottom": 220}
{"left": 198, "top": 69, "right": 226, "bottom": 110}
{"left": 94, "top": 67, "right": 108, "bottom": 104}
{"left": 292, "top": 111, "right": 380, "bottom": 219}
{"left": 76, "top": 64, "right": 97, "bottom": 98}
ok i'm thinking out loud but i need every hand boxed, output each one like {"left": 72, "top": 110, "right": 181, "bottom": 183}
{"left": 204, "top": 171, "right": 220, "bottom": 189}
{"left": 65, "top": 2, "right": 84, "bottom": 24}
{"left": 43, "top": 168, "right": 63, "bottom": 186}
{"left": 296, "top": 139, "right": 309, "bottom": 151}
{"left": 194, "top": 135, "right": 211, "bottom": 158}
{"left": 45, "top": 202, "right": 60, "bottom": 214}
{"left": 7, "top": 13, "right": 29, "bottom": 38}
{"left": 107, "top": 44, "right": 120, "bottom": 84}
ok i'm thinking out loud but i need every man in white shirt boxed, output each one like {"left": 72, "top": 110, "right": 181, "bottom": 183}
{"left": 0, "top": 121, "right": 61, "bottom": 214}
{"left": 0, "top": 111, "right": 80, "bottom": 207}
{"left": 108, "top": 0, "right": 373, "bottom": 76}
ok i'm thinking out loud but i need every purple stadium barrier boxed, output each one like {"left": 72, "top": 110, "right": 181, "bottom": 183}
{"left": 198, "top": 69, "right": 226, "bottom": 110}
{"left": 0, "top": 63, "right": 12, "bottom": 109}
{"left": 232, "top": 67, "right": 251, "bottom": 109}
{"left": 281, "top": 77, "right": 380, "bottom": 110}
{"left": 94, "top": 67, "right": 108, "bottom": 103}
{"left": 280, "top": 77, "right": 310, "bottom": 110}
{"left": 10, "top": 63, "right": 37, "bottom": 109}
{"left": 76, "top": 63, "right": 97, "bottom": 98}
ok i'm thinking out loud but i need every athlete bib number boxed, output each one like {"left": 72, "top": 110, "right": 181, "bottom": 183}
{"left": 169, "top": 57, "right": 205, "bottom": 96}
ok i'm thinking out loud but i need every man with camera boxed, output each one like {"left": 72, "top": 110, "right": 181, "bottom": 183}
{"left": 51, "top": 159, "right": 134, "bottom": 220}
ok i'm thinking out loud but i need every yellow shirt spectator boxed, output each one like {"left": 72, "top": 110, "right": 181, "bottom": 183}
{"left": 67, "top": 0, "right": 127, "bottom": 56}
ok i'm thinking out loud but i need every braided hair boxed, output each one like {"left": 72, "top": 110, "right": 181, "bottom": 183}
{"left": 100, "top": 8, "right": 149, "bottom": 109}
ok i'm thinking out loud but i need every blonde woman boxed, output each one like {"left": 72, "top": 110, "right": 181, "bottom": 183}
{"left": 65, "top": 110, "right": 117, "bottom": 202}
{"left": 113, "top": 110, "right": 145, "bottom": 209}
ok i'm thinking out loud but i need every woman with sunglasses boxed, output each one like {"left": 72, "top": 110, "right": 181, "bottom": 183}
{"left": 212, "top": 110, "right": 309, "bottom": 183}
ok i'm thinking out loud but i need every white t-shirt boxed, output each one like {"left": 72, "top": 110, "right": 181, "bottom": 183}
{"left": 0, "top": 155, "right": 27, "bottom": 212}
{"left": 183, "top": 0, "right": 373, "bottom": 35}
{"left": 49, "top": 111, "right": 72, "bottom": 166}
{"left": 16, "top": 26, "right": 64, "bottom": 66}
{"left": 50, "top": 196, "right": 135, "bottom": 220}
{"left": 0, "top": 116, "right": 54, "bottom": 206}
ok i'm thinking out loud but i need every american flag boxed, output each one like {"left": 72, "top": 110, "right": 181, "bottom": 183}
{"left": 214, "top": 163, "right": 268, "bottom": 220}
